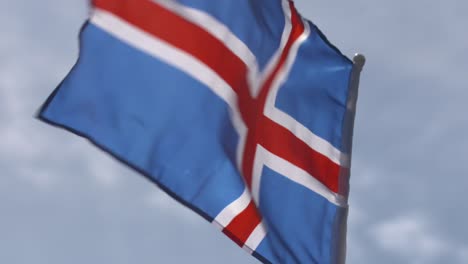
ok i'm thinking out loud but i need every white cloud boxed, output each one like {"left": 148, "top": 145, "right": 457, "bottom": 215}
{"left": 86, "top": 150, "right": 126, "bottom": 188}
{"left": 144, "top": 189, "right": 199, "bottom": 225}
{"left": 458, "top": 247, "right": 468, "bottom": 263}
{"left": 370, "top": 214, "right": 468, "bottom": 264}
{"left": 145, "top": 190, "right": 173, "bottom": 210}
{"left": 16, "top": 166, "right": 59, "bottom": 190}
{"left": 371, "top": 215, "right": 446, "bottom": 255}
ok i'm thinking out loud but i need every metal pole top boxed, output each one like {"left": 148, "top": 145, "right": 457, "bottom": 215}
{"left": 353, "top": 53, "right": 366, "bottom": 71}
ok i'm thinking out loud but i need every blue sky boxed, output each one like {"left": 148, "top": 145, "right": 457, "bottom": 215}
{"left": 1, "top": 0, "right": 467, "bottom": 263}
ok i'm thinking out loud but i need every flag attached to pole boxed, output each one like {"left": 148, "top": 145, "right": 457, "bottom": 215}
{"left": 39, "top": 0, "right": 364, "bottom": 263}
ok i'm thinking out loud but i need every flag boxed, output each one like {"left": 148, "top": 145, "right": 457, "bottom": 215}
{"left": 39, "top": 0, "right": 364, "bottom": 263}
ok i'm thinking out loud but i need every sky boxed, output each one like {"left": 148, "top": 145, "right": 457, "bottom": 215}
{"left": 1, "top": 0, "right": 467, "bottom": 263}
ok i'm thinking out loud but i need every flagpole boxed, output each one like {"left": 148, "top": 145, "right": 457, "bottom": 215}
{"left": 337, "top": 53, "right": 366, "bottom": 264}
{"left": 346, "top": 53, "right": 366, "bottom": 157}
{"left": 353, "top": 53, "right": 366, "bottom": 69}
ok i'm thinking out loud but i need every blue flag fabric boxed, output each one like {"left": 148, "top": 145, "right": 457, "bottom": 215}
{"left": 39, "top": 0, "right": 358, "bottom": 263}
